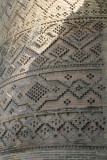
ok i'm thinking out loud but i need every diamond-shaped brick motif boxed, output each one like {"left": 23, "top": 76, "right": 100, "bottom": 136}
{"left": 70, "top": 79, "right": 90, "bottom": 99}
{"left": 97, "top": 117, "right": 106, "bottom": 128}
{"left": 97, "top": 85, "right": 106, "bottom": 91}
{"left": 26, "top": 82, "right": 48, "bottom": 103}
{"left": 84, "top": 120, "right": 104, "bottom": 140}
{"left": 72, "top": 113, "right": 88, "bottom": 130}
{"left": 49, "top": 45, "right": 69, "bottom": 58}
{"left": 33, "top": 56, "right": 48, "bottom": 67}
{"left": 23, "top": 117, "right": 42, "bottom": 135}
{"left": 0, "top": 0, "right": 106, "bottom": 151}
{"left": 6, "top": 121, "right": 22, "bottom": 134}
{"left": 60, "top": 122, "right": 78, "bottom": 141}
{"left": 36, "top": 124, "right": 53, "bottom": 139}
{"left": 18, "top": 127, "right": 33, "bottom": 141}
{"left": 70, "top": 50, "right": 90, "bottom": 63}
{"left": 52, "top": 85, "right": 60, "bottom": 93}
{"left": 87, "top": 74, "right": 94, "bottom": 80}
{"left": 72, "top": 28, "right": 87, "bottom": 41}
{"left": 93, "top": 83, "right": 106, "bottom": 97}
{"left": 94, "top": 22, "right": 104, "bottom": 31}
{"left": 50, "top": 24, "right": 65, "bottom": 36}
{"left": 64, "top": 99, "right": 71, "bottom": 106}
{"left": 87, "top": 98, "right": 95, "bottom": 104}
{"left": 91, "top": 43, "right": 101, "bottom": 55}
{"left": 49, "top": 115, "right": 64, "bottom": 129}
{"left": 2, "top": 130, "right": 16, "bottom": 145}
{"left": 35, "top": 35, "right": 49, "bottom": 46}
{"left": 18, "top": 54, "right": 31, "bottom": 65}
{"left": 65, "top": 74, "right": 72, "bottom": 80}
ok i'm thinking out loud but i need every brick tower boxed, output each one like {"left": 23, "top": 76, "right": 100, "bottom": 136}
{"left": 0, "top": 0, "right": 107, "bottom": 159}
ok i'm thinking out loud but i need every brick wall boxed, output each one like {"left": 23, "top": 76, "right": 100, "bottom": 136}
{"left": 0, "top": 0, "right": 107, "bottom": 159}
{"left": 1, "top": 148, "right": 107, "bottom": 160}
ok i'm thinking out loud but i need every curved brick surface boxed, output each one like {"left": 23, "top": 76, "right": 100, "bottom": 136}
{"left": 0, "top": 0, "right": 107, "bottom": 159}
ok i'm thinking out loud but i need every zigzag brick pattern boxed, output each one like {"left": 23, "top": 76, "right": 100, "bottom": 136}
{"left": 0, "top": 0, "right": 107, "bottom": 159}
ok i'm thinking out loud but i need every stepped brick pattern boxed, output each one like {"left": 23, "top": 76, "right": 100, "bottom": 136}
{"left": 0, "top": 0, "right": 107, "bottom": 159}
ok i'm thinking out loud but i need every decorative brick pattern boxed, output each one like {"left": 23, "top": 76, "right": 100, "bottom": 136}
{"left": 0, "top": 0, "right": 107, "bottom": 159}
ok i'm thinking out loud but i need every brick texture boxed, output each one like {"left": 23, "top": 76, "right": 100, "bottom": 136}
{"left": 1, "top": 149, "right": 107, "bottom": 160}
{"left": 0, "top": 0, "right": 107, "bottom": 159}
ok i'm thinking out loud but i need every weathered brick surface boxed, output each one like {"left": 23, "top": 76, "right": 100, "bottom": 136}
{"left": 0, "top": 0, "right": 107, "bottom": 159}
{"left": 0, "top": 149, "right": 107, "bottom": 160}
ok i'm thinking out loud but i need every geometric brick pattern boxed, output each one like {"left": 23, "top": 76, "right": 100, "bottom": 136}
{"left": 0, "top": 0, "right": 107, "bottom": 158}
